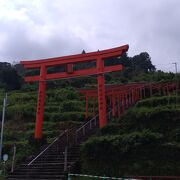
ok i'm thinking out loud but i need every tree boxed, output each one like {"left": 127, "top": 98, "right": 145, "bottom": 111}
{"left": 132, "top": 52, "right": 156, "bottom": 73}
{"left": 0, "top": 62, "right": 22, "bottom": 90}
{"left": 82, "top": 49, "right": 86, "bottom": 54}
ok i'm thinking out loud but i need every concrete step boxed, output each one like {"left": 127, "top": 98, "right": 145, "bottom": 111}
{"left": 7, "top": 122, "right": 96, "bottom": 180}
{"left": 19, "top": 164, "right": 65, "bottom": 168}
{"left": 9, "top": 171, "right": 65, "bottom": 175}
{"left": 7, "top": 174, "right": 65, "bottom": 179}
{"left": 31, "top": 162, "right": 75, "bottom": 166}
{"left": 8, "top": 179, "right": 64, "bottom": 180}
{"left": 33, "top": 157, "right": 78, "bottom": 162}
{"left": 37, "top": 153, "right": 80, "bottom": 158}
{"left": 12, "top": 166, "right": 65, "bottom": 170}
{"left": 22, "top": 163, "right": 65, "bottom": 167}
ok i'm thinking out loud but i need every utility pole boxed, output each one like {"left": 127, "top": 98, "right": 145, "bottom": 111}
{"left": 0, "top": 93, "right": 7, "bottom": 160}
{"left": 172, "top": 62, "right": 178, "bottom": 106}
{"left": 172, "top": 62, "right": 177, "bottom": 74}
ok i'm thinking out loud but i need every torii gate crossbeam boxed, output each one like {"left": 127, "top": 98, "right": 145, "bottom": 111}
{"left": 21, "top": 45, "right": 129, "bottom": 139}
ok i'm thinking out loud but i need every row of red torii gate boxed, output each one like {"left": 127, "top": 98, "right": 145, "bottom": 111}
{"left": 21, "top": 44, "right": 177, "bottom": 139}
{"left": 80, "top": 82, "right": 177, "bottom": 119}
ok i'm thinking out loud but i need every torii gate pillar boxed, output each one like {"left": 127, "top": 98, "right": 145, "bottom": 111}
{"left": 97, "top": 58, "right": 107, "bottom": 128}
{"left": 35, "top": 65, "right": 46, "bottom": 139}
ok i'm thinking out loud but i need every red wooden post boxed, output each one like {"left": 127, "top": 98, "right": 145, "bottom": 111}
{"left": 143, "top": 87, "right": 146, "bottom": 98}
{"left": 167, "top": 85, "right": 169, "bottom": 95}
{"left": 133, "top": 89, "right": 136, "bottom": 102}
{"left": 67, "top": 63, "right": 73, "bottom": 74}
{"left": 85, "top": 95, "right": 89, "bottom": 119}
{"left": 112, "top": 94, "right": 116, "bottom": 117}
{"left": 93, "top": 97, "right": 96, "bottom": 116}
{"left": 121, "top": 94, "right": 124, "bottom": 113}
{"left": 150, "top": 83, "right": 153, "bottom": 97}
{"left": 125, "top": 93, "right": 127, "bottom": 108}
{"left": 125, "top": 93, "right": 128, "bottom": 108}
{"left": 109, "top": 95, "right": 112, "bottom": 107}
{"left": 117, "top": 95, "right": 121, "bottom": 118}
{"left": 137, "top": 88, "right": 140, "bottom": 101}
{"left": 97, "top": 58, "right": 107, "bottom": 128}
{"left": 129, "top": 92, "right": 131, "bottom": 105}
{"left": 140, "top": 88, "right": 142, "bottom": 99}
{"left": 35, "top": 65, "right": 46, "bottom": 139}
{"left": 132, "top": 89, "right": 134, "bottom": 104}
{"left": 134, "top": 89, "right": 137, "bottom": 102}
{"left": 136, "top": 88, "right": 139, "bottom": 101}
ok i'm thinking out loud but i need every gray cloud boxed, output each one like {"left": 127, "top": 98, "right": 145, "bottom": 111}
{"left": 0, "top": 19, "right": 88, "bottom": 61}
{"left": 0, "top": 0, "right": 179, "bottom": 72}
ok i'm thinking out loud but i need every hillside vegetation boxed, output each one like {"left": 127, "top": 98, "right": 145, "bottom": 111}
{"left": 0, "top": 51, "right": 179, "bottom": 177}
{"left": 81, "top": 95, "right": 180, "bottom": 176}
{"left": 0, "top": 87, "right": 88, "bottom": 171}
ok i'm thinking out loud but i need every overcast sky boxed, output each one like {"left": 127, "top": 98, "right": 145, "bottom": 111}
{"left": 0, "top": 0, "right": 179, "bottom": 72}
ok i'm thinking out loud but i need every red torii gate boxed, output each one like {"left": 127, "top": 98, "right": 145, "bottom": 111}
{"left": 80, "top": 83, "right": 146, "bottom": 119}
{"left": 21, "top": 45, "right": 129, "bottom": 139}
{"left": 80, "top": 82, "right": 177, "bottom": 119}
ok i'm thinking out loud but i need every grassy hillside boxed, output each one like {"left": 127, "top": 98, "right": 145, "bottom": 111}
{"left": 0, "top": 87, "right": 91, "bottom": 173}
{"left": 81, "top": 95, "right": 180, "bottom": 177}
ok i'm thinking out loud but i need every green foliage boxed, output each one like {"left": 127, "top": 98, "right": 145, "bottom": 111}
{"left": 0, "top": 52, "right": 178, "bottom": 177}
{"left": 61, "top": 100, "right": 83, "bottom": 112}
{"left": 6, "top": 104, "right": 36, "bottom": 120}
{"left": 132, "top": 52, "right": 156, "bottom": 73}
{"left": 118, "top": 106, "right": 180, "bottom": 141}
{"left": 99, "top": 123, "right": 122, "bottom": 135}
{"left": 136, "top": 96, "right": 180, "bottom": 107}
{"left": 81, "top": 95, "right": 180, "bottom": 176}
{"left": 81, "top": 130, "right": 178, "bottom": 176}
{"left": 28, "top": 135, "right": 47, "bottom": 148}
{"left": 44, "top": 111, "right": 85, "bottom": 122}
{"left": 0, "top": 86, "right": 86, "bottom": 172}
{"left": 103, "top": 52, "right": 177, "bottom": 84}
{"left": 0, "top": 62, "right": 22, "bottom": 91}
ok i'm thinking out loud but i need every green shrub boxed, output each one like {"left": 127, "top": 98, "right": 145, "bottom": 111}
{"left": 100, "top": 123, "right": 122, "bottom": 135}
{"left": 50, "top": 111, "right": 85, "bottom": 121}
{"left": 28, "top": 134, "right": 47, "bottom": 148}
{"left": 81, "top": 130, "right": 169, "bottom": 176}
{"left": 136, "top": 96, "right": 180, "bottom": 108}
{"left": 61, "top": 100, "right": 83, "bottom": 111}
{"left": 6, "top": 104, "right": 36, "bottom": 120}
{"left": 120, "top": 106, "right": 180, "bottom": 136}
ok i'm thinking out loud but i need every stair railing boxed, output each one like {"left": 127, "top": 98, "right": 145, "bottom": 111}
{"left": 27, "top": 131, "right": 66, "bottom": 166}
{"left": 75, "top": 114, "right": 99, "bottom": 144}
{"left": 75, "top": 110, "right": 112, "bottom": 144}
{"left": 27, "top": 110, "right": 112, "bottom": 166}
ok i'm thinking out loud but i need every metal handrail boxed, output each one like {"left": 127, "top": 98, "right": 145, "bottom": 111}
{"left": 75, "top": 110, "right": 112, "bottom": 144}
{"left": 28, "top": 131, "right": 66, "bottom": 166}
{"left": 76, "top": 114, "right": 99, "bottom": 134}
{"left": 27, "top": 111, "right": 112, "bottom": 166}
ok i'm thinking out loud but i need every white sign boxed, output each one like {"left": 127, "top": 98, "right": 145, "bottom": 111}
{"left": 3, "top": 154, "right": 8, "bottom": 161}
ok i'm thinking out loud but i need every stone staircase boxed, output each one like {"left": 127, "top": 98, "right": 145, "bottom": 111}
{"left": 7, "top": 113, "right": 111, "bottom": 180}
{"left": 7, "top": 145, "right": 80, "bottom": 179}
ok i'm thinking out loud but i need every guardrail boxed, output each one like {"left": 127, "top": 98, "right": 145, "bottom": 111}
{"left": 68, "top": 173, "right": 137, "bottom": 180}
{"left": 68, "top": 174, "right": 180, "bottom": 180}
